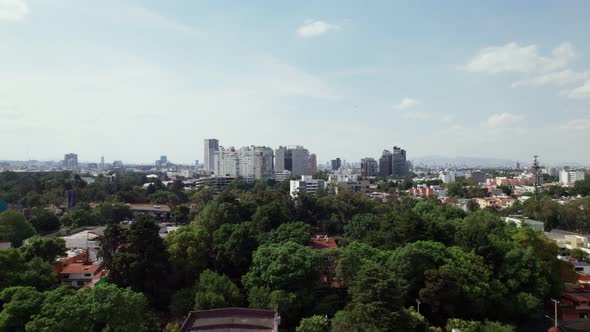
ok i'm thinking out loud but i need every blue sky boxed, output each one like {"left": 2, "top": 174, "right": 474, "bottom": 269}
{"left": 1, "top": 0, "right": 589, "bottom": 165}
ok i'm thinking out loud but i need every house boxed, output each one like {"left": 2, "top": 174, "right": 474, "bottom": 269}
{"left": 474, "top": 196, "right": 516, "bottom": 209}
{"left": 59, "top": 258, "right": 106, "bottom": 289}
{"left": 180, "top": 308, "right": 279, "bottom": 332}
{"left": 573, "top": 262, "right": 590, "bottom": 275}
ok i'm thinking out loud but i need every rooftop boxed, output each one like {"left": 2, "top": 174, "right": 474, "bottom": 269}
{"left": 60, "top": 262, "right": 103, "bottom": 275}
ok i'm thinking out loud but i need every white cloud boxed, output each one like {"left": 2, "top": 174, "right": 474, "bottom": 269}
{"left": 512, "top": 70, "right": 590, "bottom": 87}
{"left": 396, "top": 97, "right": 420, "bottom": 110}
{"left": 0, "top": 0, "right": 28, "bottom": 21}
{"left": 568, "top": 80, "right": 590, "bottom": 98}
{"left": 560, "top": 117, "right": 590, "bottom": 131}
{"left": 486, "top": 112, "right": 525, "bottom": 128}
{"left": 463, "top": 42, "right": 576, "bottom": 74}
{"left": 296, "top": 20, "right": 339, "bottom": 38}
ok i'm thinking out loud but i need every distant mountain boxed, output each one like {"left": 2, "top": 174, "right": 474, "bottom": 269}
{"left": 411, "top": 155, "right": 523, "bottom": 169}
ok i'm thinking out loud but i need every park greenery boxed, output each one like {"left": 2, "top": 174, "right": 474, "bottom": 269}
{"left": 0, "top": 170, "right": 587, "bottom": 330}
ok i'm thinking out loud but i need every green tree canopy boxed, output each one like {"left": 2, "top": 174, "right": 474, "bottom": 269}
{"left": 0, "top": 211, "right": 36, "bottom": 247}
{"left": 194, "top": 270, "right": 241, "bottom": 310}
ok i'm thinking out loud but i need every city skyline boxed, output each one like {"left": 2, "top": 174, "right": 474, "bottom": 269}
{"left": 1, "top": 1, "right": 590, "bottom": 164}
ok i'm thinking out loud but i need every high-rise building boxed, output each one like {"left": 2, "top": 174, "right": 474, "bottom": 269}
{"left": 275, "top": 146, "right": 311, "bottom": 176}
{"left": 559, "top": 170, "right": 586, "bottom": 185}
{"left": 100, "top": 156, "right": 105, "bottom": 170}
{"left": 309, "top": 154, "right": 318, "bottom": 175}
{"left": 214, "top": 146, "right": 274, "bottom": 180}
{"left": 64, "top": 153, "right": 78, "bottom": 169}
{"left": 204, "top": 139, "right": 219, "bottom": 173}
{"left": 290, "top": 146, "right": 311, "bottom": 176}
{"left": 361, "top": 158, "right": 378, "bottom": 177}
{"left": 331, "top": 158, "right": 342, "bottom": 171}
{"left": 392, "top": 146, "right": 408, "bottom": 177}
{"left": 379, "top": 150, "right": 392, "bottom": 177}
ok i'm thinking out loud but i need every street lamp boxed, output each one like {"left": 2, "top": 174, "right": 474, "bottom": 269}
{"left": 551, "top": 298, "right": 560, "bottom": 328}
{"left": 416, "top": 299, "right": 421, "bottom": 314}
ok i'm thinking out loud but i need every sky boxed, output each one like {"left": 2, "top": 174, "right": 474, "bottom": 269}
{"left": 1, "top": 0, "right": 589, "bottom": 165}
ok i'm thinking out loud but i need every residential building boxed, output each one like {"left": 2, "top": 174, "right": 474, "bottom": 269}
{"left": 331, "top": 158, "right": 342, "bottom": 171}
{"left": 291, "top": 146, "right": 311, "bottom": 176}
{"left": 194, "top": 176, "right": 236, "bottom": 191}
{"left": 180, "top": 308, "right": 279, "bottom": 332}
{"left": 379, "top": 150, "right": 392, "bottom": 177}
{"left": 59, "top": 261, "right": 106, "bottom": 288}
{"left": 410, "top": 185, "right": 448, "bottom": 198}
{"left": 392, "top": 146, "right": 408, "bottom": 177}
{"left": 64, "top": 153, "right": 78, "bottom": 169}
{"left": 474, "top": 197, "right": 516, "bottom": 209}
{"left": 290, "top": 175, "right": 326, "bottom": 197}
{"left": 274, "top": 170, "right": 292, "bottom": 182}
{"left": 274, "top": 146, "right": 290, "bottom": 172}
{"left": 214, "top": 146, "right": 274, "bottom": 180}
{"left": 560, "top": 170, "right": 586, "bottom": 186}
{"left": 309, "top": 153, "right": 318, "bottom": 175}
{"left": 361, "top": 158, "right": 378, "bottom": 177}
{"left": 439, "top": 170, "right": 456, "bottom": 184}
{"left": 503, "top": 216, "right": 544, "bottom": 230}
{"left": 203, "top": 138, "right": 219, "bottom": 173}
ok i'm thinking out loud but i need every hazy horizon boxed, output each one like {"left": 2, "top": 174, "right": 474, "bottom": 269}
{"left": 2, "top": 1, "right": 590, "bottom": 164}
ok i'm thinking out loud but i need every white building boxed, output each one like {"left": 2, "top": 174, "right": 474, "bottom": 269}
{"left": 439, "top": 170, "right": 456, "bottom": 184}
{"left": 274, "top": 170, "right": 292, "bottom": 182}
{"left": 290, "top": 175, "right": 326, "bottom": 198}
{"left": 560, "top": 170, "right": 586, "bottom": 186}
{"left": 214, "top": 146, "right": 274, "bottom": 180}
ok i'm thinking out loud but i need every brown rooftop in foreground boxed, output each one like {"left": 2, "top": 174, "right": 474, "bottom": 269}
{"left": 180, "top": 308, "right": 278, "bottom": 332}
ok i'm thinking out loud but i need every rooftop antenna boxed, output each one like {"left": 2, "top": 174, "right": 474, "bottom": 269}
{"left": 532, "top": 155, "right": 542, "bottom": 199}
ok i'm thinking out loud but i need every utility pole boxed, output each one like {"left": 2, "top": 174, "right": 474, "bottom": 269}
{"left": 416, "top": 299, "right": 421, "bottom": 314}
{"left": 551, "top": 298, "right": 559, "bottom": 327}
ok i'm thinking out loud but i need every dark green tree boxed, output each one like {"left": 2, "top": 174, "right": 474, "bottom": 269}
{"left": 0, "top": 211, "right": 36, "bottom": 247}
{"left": 19, "top": 236, "right": 66, "bottom": 263}
{"left": 194, "top": 270, "right": 241, "bottom": 310}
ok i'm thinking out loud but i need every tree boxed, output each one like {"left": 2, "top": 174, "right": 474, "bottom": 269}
{"left": 97, "top": 223, "right": 127, "bottom": 269}
{"left": 0, "top": 211, "right": 36, "bottom": 247}
{"left": 194, "top": 270, "right": 241, "bottom": 310}
{"left": 27, "top": 208, "right": 60, "bottom": 235}
{"left": 212, "top": 222, "right": 258, "bottom": 279}
{"left": 171, "top": 205, "right": 190, "bottom": 225}
{"left": 165, "top": 224, "right": 210, "bottom": 286}
{"left": 387, "top": 241, "right": 448, "bottom": 303}
{"left": 335, "top": 242, "right": 389, "bottom": 287}
{"left": 109, "top": 216, "right": 170, "bottom": 308}
{"left": 0, "top": 286, "right": 44, "bottom": 332}
{"left": 243, "top": 242, "right": 319, "bottom": 292}
{"left": 0, "top": 249, "right": 55, "bottom": 291}
{"left": 344, "top": 213, "right": 379, "bottom": 242}
{"left": 92, "top": 202, "right": 132, "bottom": 224}
{"left": 296, "top": 315, "right": 328, "bottom": 332}
{"left": 169, "top": 287, "right": 195, "bottom": 319}
{"left": 25, "top": 284, "right": 156, "bottom": 332}
{"left": 252, "top": 201, "right": 292, "bottom": 233}
{"left": 194, "top": 202, "right": 241, "bottom": 232}
{"left": 262, "top": 221, "right": 311, "bottom": 245}
{"left": 19, "top": 236, "right": 67, "bottom": 263}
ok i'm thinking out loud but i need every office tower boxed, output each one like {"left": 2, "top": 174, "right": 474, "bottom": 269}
{"left": 113, "top": 160, "right": 123, "bottom": 168}
{"left": 204, "top": 139, "right": 219, "bottom": 173}
{"left": 100, "top": 156, "right": 105, "bottom": 170}
{"left": 195, "top": 160, "right": 200, "bottom": 167}
{"left": 379, "top": 150, "right": 392, "bottom": 177}
{"left": 361, "top": 158, "right": 378, "bottom": 177}
{"left": 309, "top": 153, "right": 318, "bottom": 175}
{"left": 392, "top": 146, "right": 408, "bottom": 177}
{"left": 331, "top": 158, "right": 342, "bottom": 171}
{"left": 160, "top": 156, "right": 168, "bottom": 166}
{"left": 254, "top": 148, "right": 274, "bottom": 180}
{"left": 560, "top": 170, "right": 586, "bottom": 185}
{"left": 64, "top": 153, "right": 78, "bottom": 169}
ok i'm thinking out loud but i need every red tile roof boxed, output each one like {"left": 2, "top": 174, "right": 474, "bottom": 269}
{"left": 310, "top": 236, "right": 339, "bottom": 250}
{"left": 60, "top": 262, "right": 103, "bottom": 275}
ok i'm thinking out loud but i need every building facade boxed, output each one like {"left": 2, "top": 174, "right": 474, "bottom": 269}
{"left": 309, "top": 153, "right": 318, "bottom": 175}
{"left": 361, "top": 158, "right": 379, "bottom": 177}
{"left": 392, "top": 146, "right": 408, "bottom": 177}
{"left": 379, "top": 150, "right": 392, "bottom": 177}
{"left": 331, "top": 158, "right": 342, "bottom": 171}
{"left": 290, "top": 175, "right": 326, "bottom": 197}
{"left": 560, "top": 170, "right": 586, "bottom": 186}
{"left": 203, "top": 139, "right": 219, "bottom": 173}
{"left": 214, "top": 146, "right": 274, "bottom": 180}
{"left": 64, "top": 153, "right": 78, "bottom": 169}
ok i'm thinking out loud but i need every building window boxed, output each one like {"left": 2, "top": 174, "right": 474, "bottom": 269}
{"left": 576, "top": 267, "right": 584, "bottom": 272}
{"left": 84, "top": 273, "right": 91, "bottom": 277}
{"left": 580, "top": 313, "right": 588, "bottom": 319}
{"left": 77, "top": 281, "right": 84, "bottom": 286}
{"left": 62, "top": 274, "right": 69, "bottom": 279}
